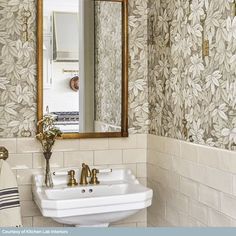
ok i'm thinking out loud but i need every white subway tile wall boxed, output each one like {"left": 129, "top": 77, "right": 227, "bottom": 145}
{"left": 0, "top": 134, "right": 147, "bottom": 227}
{"left": 147, "top": 135, "right": 236, "bottom": 227}
{"left": 2, "top": 133, "right": 235, "bottom": 227}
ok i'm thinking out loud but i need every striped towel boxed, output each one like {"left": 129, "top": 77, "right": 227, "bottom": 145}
{"left": 0, "top": 160, "right": 22, "bottom": 227}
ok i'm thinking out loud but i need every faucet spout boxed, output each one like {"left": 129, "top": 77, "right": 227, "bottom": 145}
{"left": 80, "top": 163, "right": 91, "bottom": 185}
{"left": 86, "top": 164, "right": 91, "bottom": 177}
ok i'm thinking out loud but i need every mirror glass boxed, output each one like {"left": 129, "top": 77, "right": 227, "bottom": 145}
{"left": 94, "top": 1, "right": 122, "bottom": 133}
{"left": 40, "top": 0, "right": 126, "bottom": 137}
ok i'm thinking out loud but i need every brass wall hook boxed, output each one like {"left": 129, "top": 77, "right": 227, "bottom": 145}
{"left": 0, "top": 147, "right": 8, "bottom": 160}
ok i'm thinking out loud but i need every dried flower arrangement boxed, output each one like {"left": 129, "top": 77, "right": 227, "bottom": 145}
{"left": 36, "top": 114, "right": 62, "bottom": 152}
{"left": 36, "top": 114, "right": 62, "bottom": 187}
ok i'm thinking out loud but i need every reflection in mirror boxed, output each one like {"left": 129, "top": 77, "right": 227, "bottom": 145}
{"left": 38, "top": 0, "right": 128, "bottom": 138}
{"left": 94, "top": 1, "right": 122, "bottom": 133}
{"left": 43, "top": 0, "right": 80, "bottom": 133}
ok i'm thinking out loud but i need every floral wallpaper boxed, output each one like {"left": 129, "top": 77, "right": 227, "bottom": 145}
{"left": 148, "top": 0, "right": 236, "bottom": 150}
{"left": 128, "top": 0, "right": 150, "bottom": 134}
{"left": 0, "top": 0, "right": 150, "bottom": 138}
{"left": 0, "top": 0, "right": 37, "bottom": 138}
{"left": 94, "top": 0, "right": 150, "bottom": 133}
{"left": 94, "top": 1, "right": 122, "bottom": 128}
{"left": 1, "top": 0, "right": 235, "bottom": 151}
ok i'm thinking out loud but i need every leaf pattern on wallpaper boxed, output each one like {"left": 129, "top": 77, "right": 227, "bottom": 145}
{"left": 148, "top": 0, "right": 236, "bottom": 149}
{"left": 94, "top": 1, "right": 122, "bottom": 127}
{"left": 1, "top": 0, "right": 235, "bottom": 151}
{"left": 0, "top": 0, "right": 150, "bottom": 137}
{"left": 128, "top": 0, "right": 150, "bottom": 134}
{"left": 0, "top": 0, "right": 37, "bottom": 138}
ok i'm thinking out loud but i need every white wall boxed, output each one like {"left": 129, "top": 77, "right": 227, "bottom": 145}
{"left": 44, "top": 0, "right": 79, "bottom": 13}
{"left": 43, "top": 0, "right": 80, "bottom": 113}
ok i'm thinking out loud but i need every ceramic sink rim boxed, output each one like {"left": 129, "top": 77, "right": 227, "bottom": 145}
{"left": 33, "top": 184, "right": 152, "bottom": 217}
{"left": 32, "top": 168, "right": 153, "bottom": 224}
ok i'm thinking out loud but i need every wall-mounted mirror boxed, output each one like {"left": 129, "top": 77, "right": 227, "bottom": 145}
{"left": 37, "top": 0, "right": 128, "bottom": 138}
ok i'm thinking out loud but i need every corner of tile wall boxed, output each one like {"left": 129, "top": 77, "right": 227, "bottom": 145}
{"left": 147, "top": 134, "right": 236, "bottom": 227}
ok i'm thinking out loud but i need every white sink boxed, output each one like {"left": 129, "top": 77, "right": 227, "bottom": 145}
{"left": 32, "top": 168, "right": 153, "bottom": 227}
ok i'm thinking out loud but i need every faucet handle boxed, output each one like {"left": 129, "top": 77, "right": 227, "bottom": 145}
{"left": 98, "top": 168, "right": 112, "bottom": 174}
{"left": 89, "top": 169, "right": 100, "bottom": 185}
{"left": 67, "top": 170, "right": 78, "bottom": 187}
{"left": 89, "top": 168, "right": 112, "bottom": 185}
{"left": 53, "top": 171, "right": 68, "bottom": 176}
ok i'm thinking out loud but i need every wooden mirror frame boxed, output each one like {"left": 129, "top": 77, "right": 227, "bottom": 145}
{"left": 37, "top": 0, "right": 128, "bottom": 139}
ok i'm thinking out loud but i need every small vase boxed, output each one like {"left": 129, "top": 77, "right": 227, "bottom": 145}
{"left": 43, "top": 152, "right": 53, "bottom": 188}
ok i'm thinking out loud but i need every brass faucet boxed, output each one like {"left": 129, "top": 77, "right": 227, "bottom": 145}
{"left": 79, "top": 163, "right": 91, "bottom": 185}
{"left": 89, "top": 168, "right": 112, "bottom": 185}
{"left": 67, "top": 170, "right": 78, "bottom": 187}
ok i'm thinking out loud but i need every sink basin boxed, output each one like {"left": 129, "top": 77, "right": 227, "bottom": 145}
{"left": 32, "top": 168, "right": 153, "bottom": 227}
